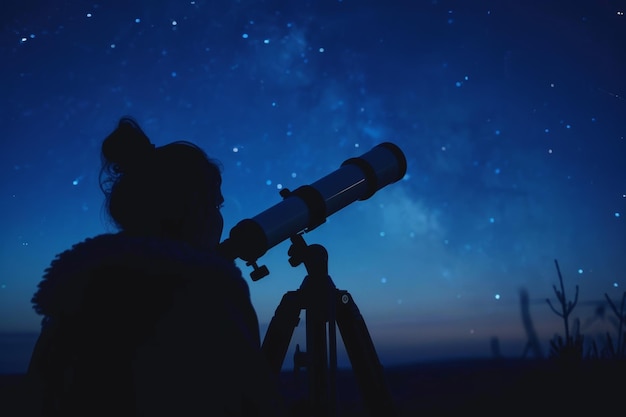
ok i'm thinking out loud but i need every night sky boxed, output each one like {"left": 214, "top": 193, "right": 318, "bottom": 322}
{"left": 1, "top": 0, "right": 625, "bottom": 373}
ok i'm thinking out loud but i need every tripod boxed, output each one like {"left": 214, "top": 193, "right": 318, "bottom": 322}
{"left": 261, "top": 234, "right": 396, "bottom": 417}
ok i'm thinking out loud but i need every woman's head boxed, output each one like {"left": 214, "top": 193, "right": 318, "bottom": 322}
{"left": 100, "top": 117, "right": 224, "bottom": 250}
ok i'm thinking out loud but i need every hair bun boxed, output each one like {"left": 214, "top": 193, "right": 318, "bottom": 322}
{"left": 102, "top": 117, "right": 155, "bottom": 173}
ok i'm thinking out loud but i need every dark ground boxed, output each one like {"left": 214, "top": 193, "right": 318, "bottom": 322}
{"left": 1, "top": 358, "right": 624, "bottom": 416}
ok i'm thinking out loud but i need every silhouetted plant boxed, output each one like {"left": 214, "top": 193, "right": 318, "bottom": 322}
{"left": 546, "top": 259, "right": 583, "bottom": 361}
{"left": 600, "top": 291, "right": 626, "bottom": 359}
{"left": 549, "top": 318, "right": 585, "bottom": 361}
{"left": 519, "top": 288, "right": 544, "bottom": 359}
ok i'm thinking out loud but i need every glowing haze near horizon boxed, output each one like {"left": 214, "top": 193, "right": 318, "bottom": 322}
{"left": 1, "top": 0, "right": 625, "bottom": 373}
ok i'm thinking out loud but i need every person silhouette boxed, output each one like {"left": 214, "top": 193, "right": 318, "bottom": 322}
{"left": 25, "top": 117, "right": 287, "bottom": 416}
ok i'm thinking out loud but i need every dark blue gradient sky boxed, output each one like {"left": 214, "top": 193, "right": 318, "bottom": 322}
{"left": 1, "top": 0, "right": 625, "bottom": 372}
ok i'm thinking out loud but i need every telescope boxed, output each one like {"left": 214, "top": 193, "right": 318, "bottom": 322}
{"left": 218, "top": 142, "right": 407, "bottom": 280}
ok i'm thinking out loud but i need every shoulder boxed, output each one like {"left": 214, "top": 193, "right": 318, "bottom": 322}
{"left": 33, "top": 233, "right": 249, "bottom": 318}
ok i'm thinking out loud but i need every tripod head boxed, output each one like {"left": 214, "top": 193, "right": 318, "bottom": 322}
{"left": 287, "top": 234, "right": 329, "bottom": 277}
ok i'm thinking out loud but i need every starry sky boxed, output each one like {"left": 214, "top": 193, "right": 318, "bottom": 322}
{"left": 1, "top": 0, "right": 625, "bottom": 373}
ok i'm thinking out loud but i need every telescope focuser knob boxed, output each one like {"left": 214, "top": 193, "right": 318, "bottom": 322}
{"left": 247, "top": 261, "right": 269, "bottom": 281}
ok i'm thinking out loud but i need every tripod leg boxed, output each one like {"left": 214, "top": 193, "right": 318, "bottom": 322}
{"left": 306, "top": 301, "right": 332, "bottom": 417}
{"left": 328, "top": 295, "right": 338, "bottom": 416}
{"left": 262, "top": 290, "right": 302, "bottom": 374}
{"left": 335, "top": 290, "right": 397, "bottom": 417}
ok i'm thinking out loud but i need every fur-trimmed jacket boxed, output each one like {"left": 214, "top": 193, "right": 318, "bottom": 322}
{"left": 25, "top": 233, "right": 286, "bottom": 417}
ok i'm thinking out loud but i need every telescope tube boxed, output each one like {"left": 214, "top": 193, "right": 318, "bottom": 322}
{"left": 219, "top": 142, "right": 406, "bottom": 267}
